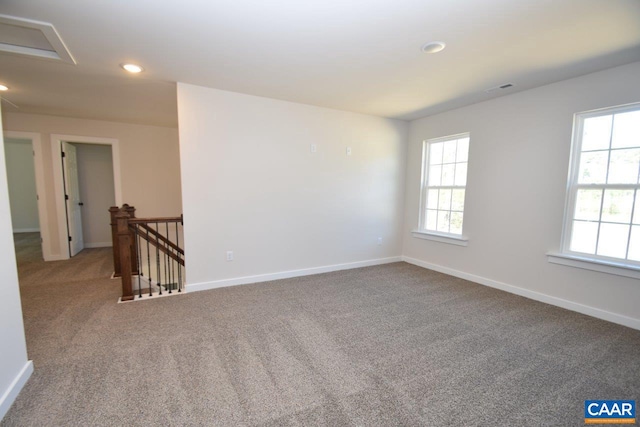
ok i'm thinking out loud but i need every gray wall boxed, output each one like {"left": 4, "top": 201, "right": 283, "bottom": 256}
{"left": 402, "top": 61, "right": 640, "bottom": 326}
{"left": 3, "top": 138, "right": 39, "bottom": 232}
{"left": 178, "top": 84, "right": 407, "bottom": 288}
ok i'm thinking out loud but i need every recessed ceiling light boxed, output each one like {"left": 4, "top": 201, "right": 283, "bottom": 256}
{"left": 421, "top": 41, "right": 446, "bottom": 54}
{"left": 0, "top": 84, "right": 8, "bottom": 91}
{"left": 120, "top": 63, "right": 144, "bottom": 73}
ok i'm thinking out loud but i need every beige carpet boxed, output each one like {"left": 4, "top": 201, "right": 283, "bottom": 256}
{"left": 2, "top": 233, "right": 639, "bottom": 426}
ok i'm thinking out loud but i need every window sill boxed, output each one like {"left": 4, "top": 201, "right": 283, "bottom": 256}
{"left": 547, "top": 252, "right": 640, "bottom": 280}
{"left": 411, "top": 230, "right": 468, "bottom": 246}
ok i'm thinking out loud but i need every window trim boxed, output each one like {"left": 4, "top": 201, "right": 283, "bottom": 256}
{"left": 411, "top": 229, "right": 469, "bottom": 246}
{"left": 559, "top": 101, "right": 640, "bottom": 268}
{"left": 547, "top": 252, "right": 640, "bottom": 280}
{"left": 418, "top": 132, "right": 470, "bottom": 239}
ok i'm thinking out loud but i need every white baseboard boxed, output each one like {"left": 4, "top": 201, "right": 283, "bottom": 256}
{"left": 402, "top": 256, "right": 640, "bottom": 331}
{"left": 84, "top": 242, "right": 112, "bottom": 248}
{"left": 187, "top": 256, "right": 402, "bottom": 293}
{"left": 0, "top": 360, "right": 33, "bottom": 420}
{"left": 12, "top": 228, "right": 40, "bottom": 233}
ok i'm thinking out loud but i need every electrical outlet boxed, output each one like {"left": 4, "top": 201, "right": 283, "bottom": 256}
{"left": 377, "top": 237, "right": 382, "bottom": 245}
{"left": 310, "top": 144, "right": 317, "bottom": 153}
{"left": 226, "top": 250, "right": 234, "bottom": 261}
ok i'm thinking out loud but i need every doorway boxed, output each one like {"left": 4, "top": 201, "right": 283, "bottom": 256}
{"left": 51, "top": 135, "right": 122, "bottom": 259}
{"left": 2, "top": 131, "right": 48, "bottom": 260}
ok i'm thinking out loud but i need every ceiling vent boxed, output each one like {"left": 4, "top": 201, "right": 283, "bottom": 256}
{"left": 0, "top": 14, "right": 75, "bottom": 64}
{"left": 484, "top": 83, "right": 514, "bottom": 94}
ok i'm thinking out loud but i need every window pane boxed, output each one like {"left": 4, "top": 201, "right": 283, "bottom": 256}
{"left": 425, "top": 209, "right": 437, "bottom": 231}
{"left": 428, "top": 165, "right": 442, "bottom": 186}
{"left": 578, "top": 151, "right": 608, "bottom": 184}
{"left": 438, "top": 189, "right": 451, "bottom": 210}
{"left": 612, "top": 111, "right": 640, "bottom": 149}
{"left": 607, "top": 148, "right": 640, "bottom": 184}
{"left": 570, "top": 220, "right": 598, "bottom": 254}
{"left": 565, "top": 106, "right": 640, "bottom": 265}
{"left": 597, "top": 223, "right": 629, "bottom": 259}
{"left": 443, "top": 140, "right": 457, "bottom": 163}
{"left": 456, "top": 138, "right": 469, "bottom": 162}
{"left": 441, "top": 164, "right": 455, "bottom": 186}
{"left": 423, "top": 133, "right": 470, "bottom": 236}
{"left": 601, "top": 189, "right": 634, "bottom": 224}
{"left": 454, "top": 163, "right": 467, "bottom": 186}
{"left": 451, "top": 189, "right": 465, "bottom": 211}
{"left": 627, "top": 225, "right": 640, "bottom": 261}
{"left": 574, "top": 189, "right": 602, "bottom": 221}
{"left": 429, "top": 142, "right": 443, "bottom": 165}
{"left": 427, "top": 189, "right": 439, "bottom": 209}
{"left": 437, "top": 210, "right": 450, "bottom": 233}
{"left": 450, "top": 212, "right": 463, "bottom": 234}
{"left": 582, "top": 115, "right": 612, "bottom": 151}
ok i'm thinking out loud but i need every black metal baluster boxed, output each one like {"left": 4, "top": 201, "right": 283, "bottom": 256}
{"left": 136, "top": 225, "right": 142, "bottom": 299}
{"left": 163, "top": 221, "right": 170, "bottom": 294}
{"left": 155, "top": 222, "right": 161, "bottom": 296}
{"left": 175, "top": 222, "right": 182, "bottom": 292}
{"left": 145, "top": 225, "right": 152, "bottom": 298}
{"left": 167, "top": 221, "right": 178, "bottom": 289}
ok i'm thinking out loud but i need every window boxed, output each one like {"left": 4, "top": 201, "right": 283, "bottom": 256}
{"left": 418, "top": 133, "right": 470, "bottom": 238}
{"left": 561, "top": 103, "right": 640, "bottom": 267}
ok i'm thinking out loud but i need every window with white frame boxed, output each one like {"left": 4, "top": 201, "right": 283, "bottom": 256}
{"left": 419, "top": 133, "right": 470, "bottom": 236}
{"left": 562, "top": 102, "right": 640, "bottom": 265}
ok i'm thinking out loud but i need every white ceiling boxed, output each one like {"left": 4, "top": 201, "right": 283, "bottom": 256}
{"left": 0, "top": 0, "right": 639, "bottom": 127}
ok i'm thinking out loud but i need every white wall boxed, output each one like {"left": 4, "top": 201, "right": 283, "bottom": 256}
{"left": 1, "top": 112, "right": 182, "bottom": 259}
{"left": 403, "top": 61, "right": 640, "bottom": 326}
{"left": 0, "top": 108, "right": 33, "bottom": 420}
{"left": 177, "top": 84, "right": 407, "bottom": 288}
{"left": 3, "top": 138, "right": 39, "bottom": 232}
{"left": 76, "top": 143, "right": 115, "bottom": 247}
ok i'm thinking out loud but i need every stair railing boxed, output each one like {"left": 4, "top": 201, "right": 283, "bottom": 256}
{"left": 110, "top": 205, "right": 184, "bottom": 301}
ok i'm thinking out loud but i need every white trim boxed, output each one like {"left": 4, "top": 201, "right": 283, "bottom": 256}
{"left": 3, "top": 131, "right": 51, "bottom": 260}
{"left": 0, "top": 360, "right": 33, "bottom": 420}
{"left": 418, "top": 132, "right": 470, "bottom": 236}
{"left": 12, "top": 228, "right": 40, "bottom": 233}
{"left": 402, "top": 255, "right": 640, "bottom": 331}
{"left": 411, "top": 229, "right": 468, "bottom": 246}
{"left": 84, "top": 242, "right": 112, "bottom": 248}
{"left": 560, "top": 101, "right": 640, "bottom": 261}
{"left": 186, "top": 256, "right": 402, "bottom": 293}
{"left": 547, "top": 252, "right": 640, "bottom": 280}
{"left": 50, "top": 134, "right": 122, "bottom": 259}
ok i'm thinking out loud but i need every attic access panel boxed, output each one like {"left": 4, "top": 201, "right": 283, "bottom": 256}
{"left": 0, "top": 14, "right": 75, "bottom": 64}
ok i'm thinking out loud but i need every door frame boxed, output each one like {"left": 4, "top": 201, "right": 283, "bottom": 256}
{"left": 51, "top": 134, "right": 122, "bottom": 259}
{"left": 2, "top": 131, "right": 50, "bottom": 259}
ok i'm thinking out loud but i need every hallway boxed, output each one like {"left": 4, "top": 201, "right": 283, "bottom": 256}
{"left": 11, "top": 233, "right": 117, "bottom": 362}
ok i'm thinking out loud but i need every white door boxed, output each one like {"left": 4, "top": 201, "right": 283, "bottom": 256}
{"left": 62, "top": 142, "right": 84, "bottom": 256}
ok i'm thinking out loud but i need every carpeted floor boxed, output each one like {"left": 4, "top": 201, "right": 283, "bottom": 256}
{"left": 2, "top": 233, "right": 639, "bottom": 426}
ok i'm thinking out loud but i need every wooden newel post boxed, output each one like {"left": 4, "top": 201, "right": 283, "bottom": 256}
{"left": 116, "top": 210, "right": 134, "bottom": 301}
{"left": 110, "top": 204, "right": 138, "bottom": 277}
{"left": 125, "top": 204, "right": 139, "bottom": 275}
{"left": 109, "top": 206, "right": 121, "bottom": 277}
